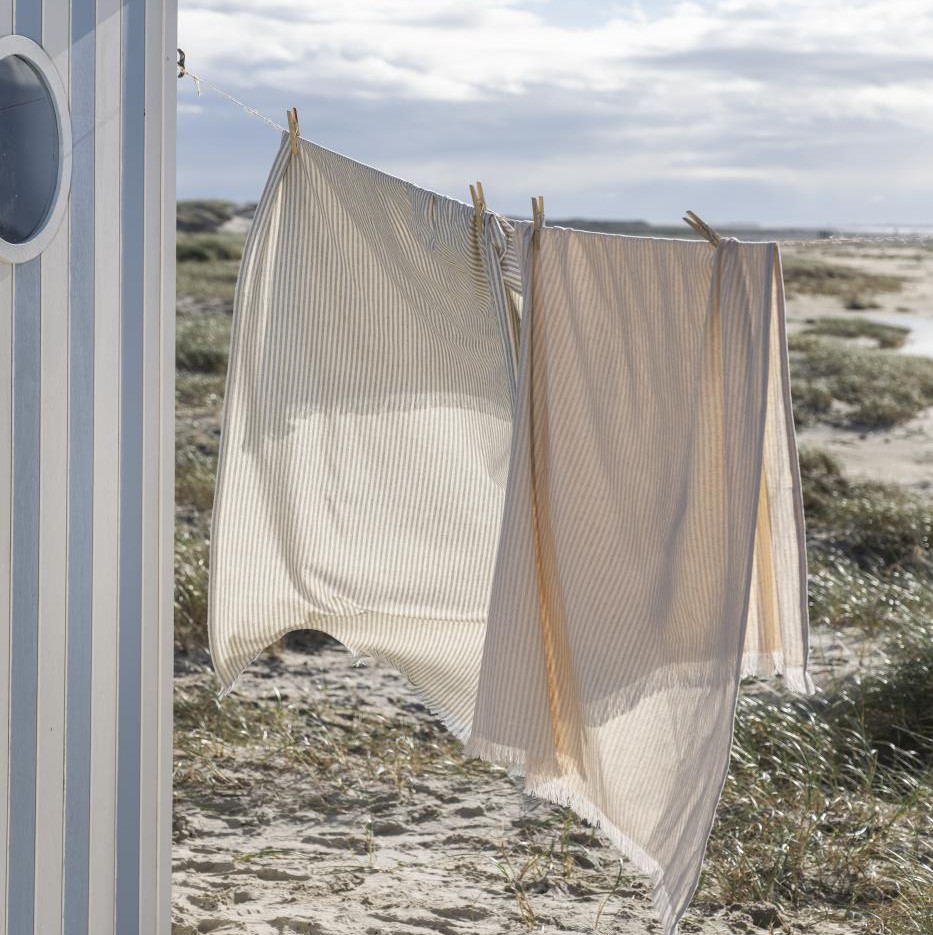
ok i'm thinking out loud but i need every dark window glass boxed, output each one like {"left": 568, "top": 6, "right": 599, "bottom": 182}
{"left": 0, "top": 54, "right": 59, "bottom": 245}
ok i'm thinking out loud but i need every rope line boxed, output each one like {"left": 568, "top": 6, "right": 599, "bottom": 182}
{"left": 179, "top": 56, "right": 287, "bottom": 135}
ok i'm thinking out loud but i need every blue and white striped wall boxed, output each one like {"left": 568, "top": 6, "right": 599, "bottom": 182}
{"left": 1, "top": 1, "right": 175, "bottom": 932}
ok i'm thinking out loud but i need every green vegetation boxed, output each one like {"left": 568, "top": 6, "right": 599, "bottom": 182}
{"left": 801, "top": 455, "right": 931, "bottom": 576}
{"left": 175, "top": 372, "right": 226, "bottom": 409}
{"left": 699, "top": 449, "right": 932, "bottom": 931}
{"left": 782, "top": 254, "right": 904, "bottom": 307}
{"left": 174, "top": 231, "right": 237, "bottom": 653}
{"left": 801, "top": 449, "right": 931, "bottom": 672}
{"left": 176, "top": 445, "right": 217, "bottom": 516}
{"left": 176, "top": 258, "right": 241, "bottom": 303}
{"left": 707, "top": 661, "right": 932, "bottom": 928}
{"left": 802, "top": 317, "right": 910, "bottom": 350}
{"left": 173, "top": 223, "right": 933, "bottom": 932}
{"left": 789, "top": 333, "right": 933, "bottom": 429}
{"left": 174, "top": 527, "right": 210, "bottom": 654}
{"left": 175, "top": 230, "right": 246, "bottom": 302}
{"left": 176, "top": 199, "right": 236, "bottom": 233}
{"left": 176, "top": 314, "right": 231, "bottom": 374}
{"left": 177, "top": 233, "right": 244, "bottom": 263}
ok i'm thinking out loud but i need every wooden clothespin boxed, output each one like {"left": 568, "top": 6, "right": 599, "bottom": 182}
{"left": 683, "top": 210, "right": 721, "bottom": 247}
{"left": 531, "top": 195, "right": 545, "bottom": 233}
{"left": 287, "top": 107, "right": 300, "bottom": 156}
{"left": 469, "top": 181, "right": 486, "bottom": 234}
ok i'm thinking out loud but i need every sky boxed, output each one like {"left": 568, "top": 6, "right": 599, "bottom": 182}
{"left": 176, "top": 0, "right": 933, "bottom": 227}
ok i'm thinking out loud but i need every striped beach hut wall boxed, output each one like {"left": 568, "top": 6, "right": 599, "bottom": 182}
{"left": 1, "top": 0, "right": 175, "bottom": 932}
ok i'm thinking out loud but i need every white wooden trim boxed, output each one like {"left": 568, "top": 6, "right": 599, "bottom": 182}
{"left": 161, "top": 15, "right": 175, "bottom": 927}
{"left": 87, "top": 1, "right": 121, "bottom": 930}
{"left": 0, "top": 6, "right": 12, "bottom": 910}
{"left": 157, "top": 7, "right": 176, "bottom": 932}
{"left": 137, "top": 1, "right": 174, "bottom": 931}
{"left": 0, "top": 235, "right": 12, "bottom": 935}
{"left": 33, "top": 4, "right": 70, "bottom": 932}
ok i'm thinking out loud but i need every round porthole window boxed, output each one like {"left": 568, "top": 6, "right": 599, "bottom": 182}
{"left": 0, "top": 35, "right": 72, "bottom": 264}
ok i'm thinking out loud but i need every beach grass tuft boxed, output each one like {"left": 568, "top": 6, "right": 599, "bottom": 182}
{"left": 801, "top": 317, "right": 910, "bottom": 349}
{"left": 789, "top": 333, "right": 933, "bottom": 429}
{"left": 177, "top": 233, "right": 244, "bottom": 263}
{"left": 782, "top": 255, "right": 904, "bottom": 305}
{"left": 176, "top": 313, "right": 231, "bottom": 374}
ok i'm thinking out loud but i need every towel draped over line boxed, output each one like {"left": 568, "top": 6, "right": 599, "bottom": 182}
{"left": 208, "top": 135, "right": 812, "bottom": 935}
{"left": 467, "top": 222, "right": 811, "bottom": 933}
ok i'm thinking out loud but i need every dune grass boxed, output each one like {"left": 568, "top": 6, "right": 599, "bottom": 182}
{"left": 176, "top": 232, "right": 246, "bottom": 302}
{"left": 174, "top": 671, "right": 489, "bottom": 795}
{"left": 801, "top": 317, "right": 910, "bottom": 350}
{"left": 176, "top": 261, "right": 241, "bottom": 303}
{"left": 706, "top": 664, "right": 932, "bottom": 930}
{"left": 176, "top": 313, "right": 231, "bottom": 374}
{"left": 174, "top": 528, "right": 210, "bottom": 655}
{"left": 782, "top": 255, "right": 904, "bottom": 307}
{"left": 789, "top": 333, "right": 933, "bottom": 429}
{"left": 173, "top": 229, "right": 933, "bottom": 932}
{"left": 177, "top": 233, "right": 244, "bottom": 264}
{"left": 176, "top": 445, "right": 217, "bottom": 516}
{"left": 698, "top": 448, "right": 932, "bottom": 931}
{"left": 176, "top": 372, "right": 227, "bottom": 409}
{"left": 176, "top": 200, "right": 236, "bottom": 234}
{"left": 800, "top": 448, "right": 931, "bottom": 575}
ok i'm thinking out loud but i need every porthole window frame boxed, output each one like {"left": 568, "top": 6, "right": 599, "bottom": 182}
{"left": 0, "top": 34, "right": 72, "bottom": 265}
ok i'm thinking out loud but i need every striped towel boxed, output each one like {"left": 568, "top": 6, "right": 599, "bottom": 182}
{"left": 208, "top": 135, "right": 518, "bottom": 736}
{"left": 210, "top": 134, "right": 812, "bottom": 935}
{"left": 466, "top": 223, "right": 812, "bottom": 934}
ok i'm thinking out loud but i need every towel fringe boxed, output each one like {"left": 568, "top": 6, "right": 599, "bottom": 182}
{"left": 464, "top": 732, "right": 681, "bottom": 934}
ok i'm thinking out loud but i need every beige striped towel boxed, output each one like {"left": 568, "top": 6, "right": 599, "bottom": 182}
{"left": 208, "top": 135, "right": 518, "bottom": 736}
{"left": 466, "top": 223, "right": 812, "bottom": 935}
{"left": 210, "top": 134, "right": 812, "bottom": 935}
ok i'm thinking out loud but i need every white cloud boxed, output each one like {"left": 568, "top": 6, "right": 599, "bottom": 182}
{"left": 176, "top": 0, "right": 933, "bottom": 223}
{"left": 180, "top": 0, "right": 933, "bottom": 101}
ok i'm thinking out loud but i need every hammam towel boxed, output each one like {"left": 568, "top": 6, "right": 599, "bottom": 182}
{"left": 466, "top": 225, "right": 812, "bottom": 935}
{"left": 208, "top": 134, "right": 518, "bottom": 736}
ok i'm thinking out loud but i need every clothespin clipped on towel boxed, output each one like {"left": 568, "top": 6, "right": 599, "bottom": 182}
{"left": 469, "top": 181, "right": 486, "bottom": 235}
{"left": 683, "top": 210, "right": 721, "bottom": 247}
{"left": 531, "top": 195, "right": 545, "bottom": 236}
{"left": 287, "top": 107, "right": 300, "bottom": 156}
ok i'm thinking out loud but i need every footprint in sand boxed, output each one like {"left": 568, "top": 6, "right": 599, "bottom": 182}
{"left": 177, "top": 858, "right": 237, "bottom": 874}
{"left": 270, "top": 919, "right": 329, "bottom": 935}
{"left": 301, "top": 832, "right": 369, "bottom": 854}
{"left": 367, "top": 911, "right": 459, "bottom": 935}
{"left": 193, "top": 919, "right": 240, "bottom": 934}
{"left": 452, "top": 804, "right": 484, "bottom": 819}
{"left": 254, "top": 867, "right": 311, "bottom": 882}
{"left": 408, "top": 805, "right": 440, "bottom": 823}
{"left": 430, "top": 905, "right": 492, "bottom": 922}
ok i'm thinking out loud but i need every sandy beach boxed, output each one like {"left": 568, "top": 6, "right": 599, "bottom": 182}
{"left": 172, "top": 236, "right": 932, "bottom": 935}
{"left": 785, "top": 243, "right": 933, "bottom": 490}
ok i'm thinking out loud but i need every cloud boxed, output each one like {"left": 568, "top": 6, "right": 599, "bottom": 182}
{"left": 176, "top": 0, "right": 933, "bottom": 224}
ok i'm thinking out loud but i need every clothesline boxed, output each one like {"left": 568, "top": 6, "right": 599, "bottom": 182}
{"left": 176, "top": 51, "right": 933, "bottom": 248}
